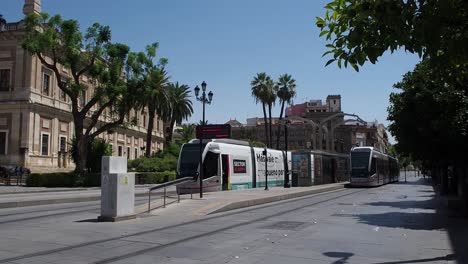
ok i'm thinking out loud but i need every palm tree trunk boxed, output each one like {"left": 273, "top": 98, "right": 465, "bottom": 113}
{"left": 146, "top": 105, "right": 156, "bottom": 157}
{"left": 276, "top": 101, "right": 285, "bottom": 149}
{"left": 262, "top": 103, "right": 269, "bottom": 148}
{"left": 268, "top": 103, "right": 273, "bottom": 148}
{"left": 166, "top": 118, "right": 176, "bottom": 146}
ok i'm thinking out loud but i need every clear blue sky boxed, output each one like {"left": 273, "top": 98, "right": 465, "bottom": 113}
{"left": 3, "top": 0, "right": 420, "bottom": 142}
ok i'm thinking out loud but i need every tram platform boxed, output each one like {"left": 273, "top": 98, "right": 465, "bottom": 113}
{"left": 138, "top": 182, "right": 347, "bottom": 216}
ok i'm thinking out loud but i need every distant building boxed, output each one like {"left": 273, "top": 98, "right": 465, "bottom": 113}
{"left": 230, "top": 95, "right": 389, "bottom": 154}
{"left": 224, "top": 119, "right": 243, "bottom": 128}
{"left": 286, "top": 95, "right": 342, "bottom": 116}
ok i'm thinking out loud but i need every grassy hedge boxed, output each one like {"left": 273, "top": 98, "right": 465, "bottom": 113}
{"left": 135, "top": 171, "right": 176, "bottom": 184}
{"left": 26, "top": 171, "right": 176, "bottom": 187}
{"left": 26, "top": 172, "right": 100, "bottom": 187}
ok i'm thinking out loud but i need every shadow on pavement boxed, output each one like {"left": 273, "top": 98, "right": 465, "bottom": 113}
{"left": 373, "top": 254, "right": 456, "bottom": 263}
{"left": 323, "top": 251, "right": 354, "bottom": 264}
{"left": 334, "top": 211, "right": 446, "bottom": 231}
{"left": 75, "top": 218, "right": 99, "bottom": 223}
{"left": 336, "top": 177, "right": 468, "bottom": 263}
{"left": 364, "top": 200, "right": 435, "bottom": 210}
{"left": 394, "top": 178, "right": 432, "bottom": 186}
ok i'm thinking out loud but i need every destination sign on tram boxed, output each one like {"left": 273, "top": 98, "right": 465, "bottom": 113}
{"left": 196, "top": 124, "right": 231, "bottom": 139}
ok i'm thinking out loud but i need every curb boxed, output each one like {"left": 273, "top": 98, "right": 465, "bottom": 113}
{"left": 206, "top": 184, "right": 345, "bottom": 215}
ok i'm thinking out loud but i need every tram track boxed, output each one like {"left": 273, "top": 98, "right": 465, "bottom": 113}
{"left": 0, "top": 190, "right": 178, "bottom": 223}
{"left": 0, "top": 187, "right": 368, "bottom": 263}
{"left": 0, "top": 197, "right": 152, "bottom": 225}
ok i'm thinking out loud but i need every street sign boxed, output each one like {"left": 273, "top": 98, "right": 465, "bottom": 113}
{"left": 196, "top": 124, "right": 231, "bottom": 139}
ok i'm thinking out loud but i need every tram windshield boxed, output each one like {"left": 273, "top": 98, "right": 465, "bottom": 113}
{"left": 178, "top": 143, "right": 206, "bottom": 178}
{"left": 351, "top": 151, "right": 370, "bottom": 177}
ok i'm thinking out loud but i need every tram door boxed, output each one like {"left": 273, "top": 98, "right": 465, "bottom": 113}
{"left": 221, "top": 154, "right": 230, "bottom": 191}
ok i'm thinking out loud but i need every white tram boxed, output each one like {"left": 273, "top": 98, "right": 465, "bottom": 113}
{"left": 176, "top": 139, "right": 291, "bottom": 194}
{"left": 349, "top": 147, "right": 399, "bottom": 187}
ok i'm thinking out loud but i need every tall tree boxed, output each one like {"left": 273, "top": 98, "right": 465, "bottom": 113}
{"left": 388, "top": 60, "right": 468, "bottom": 164}
{"left": 144, "top": 68, "right": 170, "bottom": 157}
{"left": 275, "top": 74, "right": 296, "bottom": 149}
{"left": 127, "top": 43, "right": 170, "bottom": 157}
{"left": 316, "top": 0, "right": 468, "bottom": 71}
{"left": 265, "top": 78, "right": 277, "bottom": 148}
{"left": 22, "top": 13, "right": 135, "bottom": 174}
{"left": 251, "top": 72, "right": 271, "bottom": 147}
{"left": 165, "top": 82, "right": 194, "bottom": 145}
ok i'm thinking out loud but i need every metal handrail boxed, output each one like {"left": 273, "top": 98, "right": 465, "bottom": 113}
{"left": 147, "top": 177, "right": 195, "bottom": 212}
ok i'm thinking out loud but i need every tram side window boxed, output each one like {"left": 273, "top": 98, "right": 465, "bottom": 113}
{"left": 203, "top": 152, "right": 219, "bottom": 179}
{"left": 370, "top": 158, "right": 376, "bottom": 175}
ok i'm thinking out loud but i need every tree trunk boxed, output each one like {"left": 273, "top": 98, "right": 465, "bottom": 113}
{"left": 262, "top": 103, "right": 269, "bottom": 148}
{"left": 463, "top": 165, "right": 468, "bottom": 216}
{"left": 146, "top": 107, "right": 156, "bottom": 157}
{"left": 73, "top": 118, "right": 89, "bottom": 175}
{"left": 268, "top": 103, "right": 273, "bottom": 148}
{"left": 276, "top": 101, "right": 285, "bottom": 149}
{"left": 441, "top": 164, "right": 449, "bottom": 195}
{"left": 165, "top": 119, "right": 176, "bottom": 147}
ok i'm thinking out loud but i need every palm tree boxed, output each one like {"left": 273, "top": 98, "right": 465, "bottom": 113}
{"left": 144, "top": 68, "right": 170, "bottom": 157}
{"left": 198, "top": 120, "right": 209, "bottom": 126}
{"left": 180, "top": 123, "right": 196, "bottom": 143}
{"left": 126, "top": 43, "right": 170, "bottom": 157}
{"left": 275, "top": 74, "right": 296, "bottom": 149}
{"left": 265, "top": 78, "right": 277, "bottom": 148}
{"left": 165, "top": 82, "right": 193, "bottom": 145}
{"left": 251, "top": 72, "right": 271, "bottom": 147}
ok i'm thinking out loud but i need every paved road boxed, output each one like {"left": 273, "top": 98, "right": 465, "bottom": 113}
{"left": 0, "top": 173, "right": 465, "bottom": 263}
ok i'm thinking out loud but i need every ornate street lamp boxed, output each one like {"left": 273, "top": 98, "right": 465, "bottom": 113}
{"left": 194, "top": 81, "right": 213, "bottom": 198}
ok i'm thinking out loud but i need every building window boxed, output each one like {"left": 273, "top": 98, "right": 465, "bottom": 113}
{"left": 134, "top": 148, "right": 138, "bottom": 159}
{"left": 156, "top": 118, "right": 160, "bottom": 131}
{"left": 41, "top": 133, "right": 50, "bottom": 156}
{"left": 0, "top": 130, "right": 8, "bottom": 155}
{"left": 109, "top": 144, "right": 113, "bottom": 155}
{"left": 334, "top": 99, "right": 336, "bottom": 104}
{"left": 42, "top": 72, "right": 51, "bottom": 96}
{"left": 142, "top": 115, "right": 146, "bottom": 127}
{"left": 118, "top": 145, "right": 123, "bottom": 156}
{"left": 59, "top": 136, "right": 67, "bottom": 152}
{"left": 0, "top": 69, "right": 11, "bottom": 91}
{"left": 127, "top": 146, "right": 130, "bottom": 160}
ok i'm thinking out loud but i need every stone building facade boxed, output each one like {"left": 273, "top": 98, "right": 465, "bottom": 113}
{"left": 0, "top": 0, "right": 165, "bottom": 172}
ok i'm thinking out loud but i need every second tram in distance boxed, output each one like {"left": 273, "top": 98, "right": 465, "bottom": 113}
{"left": 350, "top": 147, "right": 399, "bottom": 187}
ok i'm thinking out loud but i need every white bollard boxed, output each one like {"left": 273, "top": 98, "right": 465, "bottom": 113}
{"left": 98, "top": 156, "right": 136, "bottom": 222}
